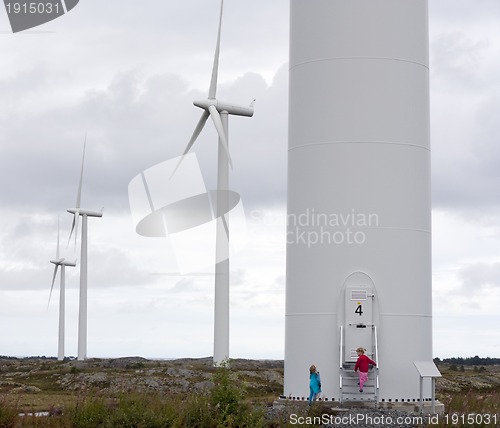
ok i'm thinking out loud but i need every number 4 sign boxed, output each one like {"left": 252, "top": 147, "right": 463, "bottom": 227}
{"left": 355, "top": 303, "right": 363, "bottom": 316}
{"left": 3, "top": 0, "right": 79, "bottom": 33}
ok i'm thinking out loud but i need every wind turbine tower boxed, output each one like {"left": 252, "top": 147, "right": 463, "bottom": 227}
{"left": 173, "top": 0, "right": 254, "bottom": 365}
{"left": 285, "top": 0, "right": 433, "bottom": 404}
{"left": 67, "top": 139, "right": 103, "bottom": 361}
{"left": 49, "top": 219, "right": 76, "bottom": 361}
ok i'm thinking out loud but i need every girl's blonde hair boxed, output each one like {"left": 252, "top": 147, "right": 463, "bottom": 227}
{"left": 356, "top": 347, "right": 366, "bottom": 354}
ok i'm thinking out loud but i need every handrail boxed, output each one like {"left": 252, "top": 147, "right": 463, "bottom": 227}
{"left": 374, "top": 325, "right": 380, "bottom": 406}
{"left": 339, "top": 325, "right": 343, "bottom": 404}
{"left": 339, "top": 325, "right": 344, "bottom": 369}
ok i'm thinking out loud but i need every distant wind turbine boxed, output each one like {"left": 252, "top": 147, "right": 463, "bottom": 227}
{"left": 67, "top": 137, "right": 103, "bottom": 361}
{"left": 49, "top": 218, "right": 76, "bottom": 361}
{"left": 172, "top": 0, "right": 254, "bottom": 366}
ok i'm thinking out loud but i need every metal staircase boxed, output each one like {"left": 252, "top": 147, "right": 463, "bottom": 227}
{"left": 340, "top": 362, "right": 377, "bottom": 404}
{"left": 339, "top": 325, "right": 379, "bottom": 406}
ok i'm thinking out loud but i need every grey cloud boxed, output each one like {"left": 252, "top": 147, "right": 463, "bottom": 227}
{"left": 430, "top": 32, "right": 500, "bottom": 215}
{"left": 431, "top": 33, "right": 490, "bottom": 91}
{"left": 0, "top": 63, "right": 288, "bottom": 217}
{"left": 430, "top": 0, "right": 500, "bottom": 28}
{"left": 459, "top": 262, "right": 500, "bottom": 294}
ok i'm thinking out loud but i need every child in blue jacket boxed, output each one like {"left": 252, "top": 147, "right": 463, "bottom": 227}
{"left": 308, "top": 364, "right": 321, "bottom": 404}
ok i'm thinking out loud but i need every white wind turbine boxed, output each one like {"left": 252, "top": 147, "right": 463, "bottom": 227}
{"left": 172, "top": 0, "right": 254, "bottom": 366}
{"left": 49, "top": 219, "right": 76, "bottom": 361}
{"left": 67, "top": 138, "right": 103, "bottom": 361}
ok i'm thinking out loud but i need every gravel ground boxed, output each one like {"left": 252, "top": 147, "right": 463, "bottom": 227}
{"left": 321, "top": 408, "right": 436, "bottom": 427}
{"left": 270, "top": 403, "right": 438, "bottom": 427}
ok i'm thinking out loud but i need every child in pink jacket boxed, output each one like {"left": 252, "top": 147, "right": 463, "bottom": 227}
{"left": 354, "top": 347, "right": 376, "bottom": 392}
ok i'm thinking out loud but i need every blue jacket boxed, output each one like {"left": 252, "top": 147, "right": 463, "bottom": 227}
{"left": 309, "top": 371, "right": 321, "bottom": 393}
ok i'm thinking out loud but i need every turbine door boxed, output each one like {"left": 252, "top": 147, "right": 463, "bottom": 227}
{"left": 344, "top": 285, "right": 374, "bottom": 362}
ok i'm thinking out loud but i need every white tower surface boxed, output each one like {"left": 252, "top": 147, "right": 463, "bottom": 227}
{"left": 285, "top": 0, "right": 432, "bottom": 403}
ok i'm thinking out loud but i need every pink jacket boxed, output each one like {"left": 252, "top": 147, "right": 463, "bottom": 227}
{"left": 354, "top": 354, "right": 376, "bottom": 373}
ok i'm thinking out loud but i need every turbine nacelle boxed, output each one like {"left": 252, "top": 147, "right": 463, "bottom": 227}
{"left": 50, "top": 258, "right": 77, "bottom": 267}
{"left": 67, "top": 208, "right": 103, "bottom": 218}
{"left": 193, "top": 99, "right": 255, "bottom": 118}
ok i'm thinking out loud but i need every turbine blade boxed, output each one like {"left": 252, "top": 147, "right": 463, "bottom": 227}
{"left": 208, "top": 105, "right": 233, "bottom": 169}
{"left": 185, "top": 110, "right": 210, "bottom": 155}
{"left": 73, "top": 213, "right": 80, "bottom": 252}
{"left": 48, "top": 265, "right": 59, "bottom": 309}
{"left": 76, "top": 134, "right": 86, "bottom": 209}
{"left": 222, "top": 213, "right": 229, "bottom": 240}
{"left": 67, "top": 214, "right": 76, "bottom": 248}
{"left": 208, "top": 0, "right": 224, "bottom": 99}
{"left": 170, "top": 110, "right": 210, "bottom": 179}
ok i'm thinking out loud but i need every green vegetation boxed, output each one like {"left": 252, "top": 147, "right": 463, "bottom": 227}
{"left": 10, "top": 370, "right": 268, "bottom": 427}
{"left": 434, "top": 356, "right": 500, "bottom": 366}
{"left": 1, "top": 357, "right": 499, "bottom": 427}
{"left": 1, "top": 358, "right": 282, "bottom": 427}
{"left": 0, "top": 399, "right": 18, "bottom": 428}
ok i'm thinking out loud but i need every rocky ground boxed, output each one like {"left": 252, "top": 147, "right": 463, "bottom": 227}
{"left": 436, "top": 365, "right": 500, "bottom": 392}
{"left": 1, "top": 357, "right": 499, "bottom": 426}
{"left": 0, "top": 356, "right": 284, "bottom": 412}
{"left": 2, "top": 357, "right": 499, "bottom": 396}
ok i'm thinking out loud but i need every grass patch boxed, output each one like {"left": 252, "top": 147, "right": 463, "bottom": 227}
{"left": 1, "top": 358, "right": 499, "bottom": 427}
{"left": 0, "top": 398, "right": 17, "bottom": 428}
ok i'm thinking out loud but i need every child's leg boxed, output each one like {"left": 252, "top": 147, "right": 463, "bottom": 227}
{"left": 359, "top": 371, "right": 368, "bottom": 391}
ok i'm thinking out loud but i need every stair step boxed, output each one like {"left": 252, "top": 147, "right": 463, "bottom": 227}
{"left": 342, "top": 397, "right": 377, "bottom": 402}
{"left": 342, "top": 379, "right": 375, "bottom": 384}
{"left": 342, "top": 378, "right": 375, "bottom": 382}
{"left": 342, "top": 385, "right": 375, "bottom": 394}
{"left": 342, "top": 383, "right": 375, "bottom": 388}
{"left": 342, "top": 394, "right": 376, "bottom": 398}
{"left": 342, "top": 377, "right": 375, "bottom": 383}
{"left": 342, "top": 374, "right": 375, "bottom": 379}
{"left": 342, "top": 392, "right": 375, "bottom": 401}
{"left": 342, "top": 384, "right": 376, "bottom": 388}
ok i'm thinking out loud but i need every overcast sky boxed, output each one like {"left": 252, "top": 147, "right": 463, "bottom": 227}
{"left": 0, "top": 0, "right": 499, "bottom": 360}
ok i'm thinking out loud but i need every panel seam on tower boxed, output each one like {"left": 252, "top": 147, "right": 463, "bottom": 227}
{"left": 287, "top": 226, "right": 431, "bottom": 234}
{"left": 285, "top": 313, "right": 337, "bottom": 317}
{"left": 289, "top": 56, "right": 429, "bottom": 71}
{"left": 380, "top": 314, "right": 432, "bottom": 318}
{"left": 289, "top": 141, "right": 431, "bottom": 152}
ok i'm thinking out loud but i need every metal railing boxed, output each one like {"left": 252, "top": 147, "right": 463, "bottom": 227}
{"left": 338, "top": 323, "right": 380, "bottom": 406}
{"left": 339, "top": 325, "right": 343, "bottom": 404}
{"left": 373, "top": 325, "right": 380, "bottom": 406}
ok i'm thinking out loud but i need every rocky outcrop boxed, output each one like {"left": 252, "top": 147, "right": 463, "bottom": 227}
{"left": 0, "top": 357, "right": 284, "bottom": 398}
